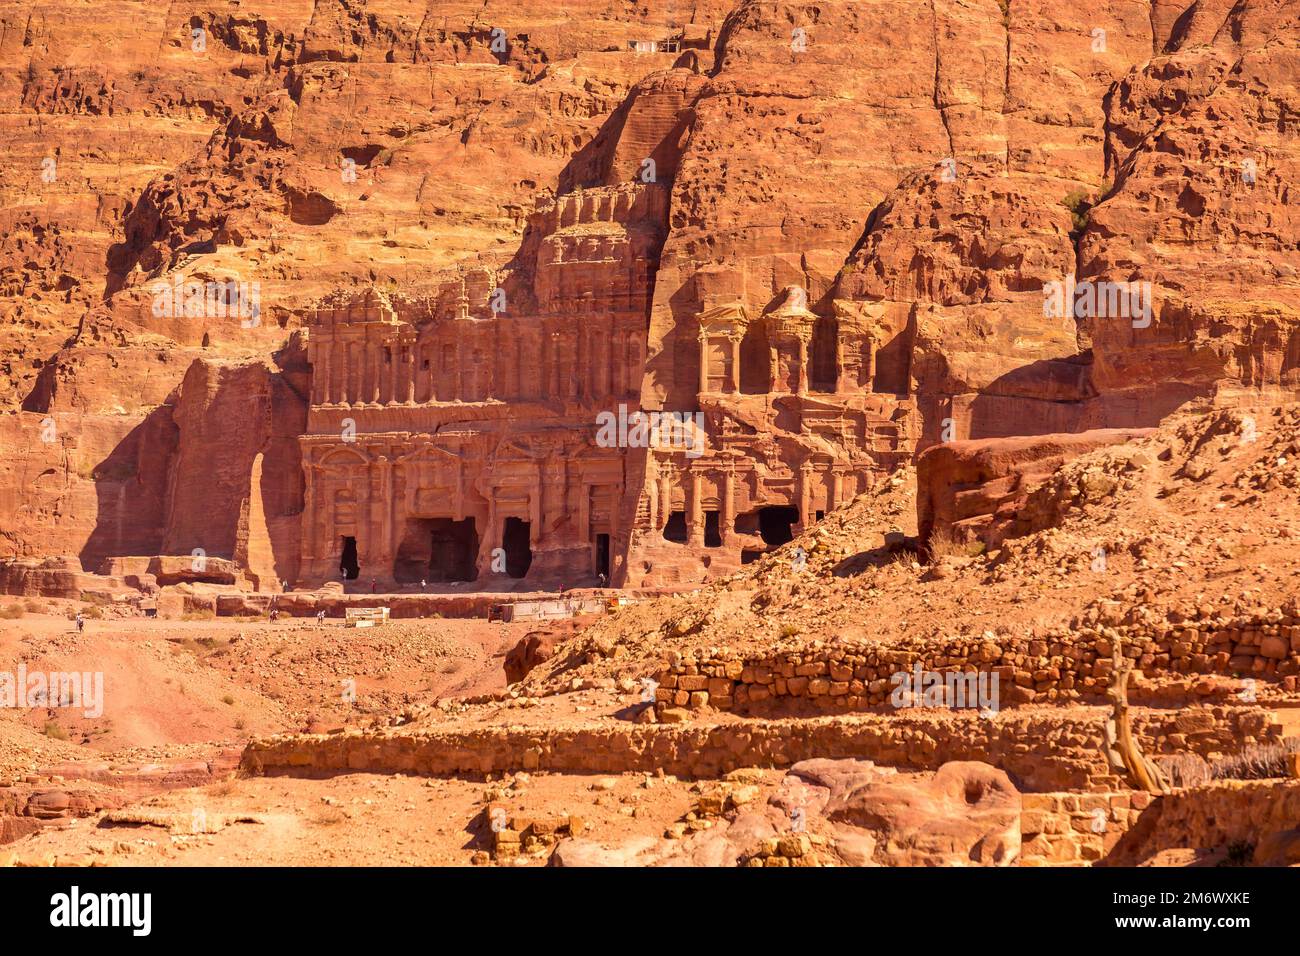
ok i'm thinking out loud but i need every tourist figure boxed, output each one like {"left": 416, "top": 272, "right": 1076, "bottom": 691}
{"left": 75, "top": 612, "right": 85, "bottom": 634}
{"left": 371, "top": 577, "right": 378, "bottom": 594}
{"left": 316, "top": 609, "right": 326, "bottom": 624}
{"left": 598, "top": 572, "right": 608, "bottom": 588}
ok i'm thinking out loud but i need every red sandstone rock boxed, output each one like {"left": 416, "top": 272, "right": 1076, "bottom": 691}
{"left": 916, "top": 428, "right": 1155, "bottom": 548}
{"left": 0, "top": 0, "right": 1294, "bottom": 606}
{"left": 504, "top": 631, "right": 558, "bottom": 685}
{"left": 7, "top": 0, "right": 1278, "bottom": 593}
{"left": 792, "top": 759, "right": 1023, "bottom": 866}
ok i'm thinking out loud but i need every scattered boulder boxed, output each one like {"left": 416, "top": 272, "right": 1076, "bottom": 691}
{"left": 504, "top": 631, "right": 558, "bottom": 684}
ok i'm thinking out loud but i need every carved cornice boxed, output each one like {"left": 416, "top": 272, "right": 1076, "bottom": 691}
{"left": 696, "top": 301, "right": 749, "bottom": 340}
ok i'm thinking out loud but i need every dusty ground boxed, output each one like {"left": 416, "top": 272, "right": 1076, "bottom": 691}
{"left": 1, "top": 769, "right": 719, "bottom": 867}
{"left": 0, "top": 613, "right": 525, "bottom": 778}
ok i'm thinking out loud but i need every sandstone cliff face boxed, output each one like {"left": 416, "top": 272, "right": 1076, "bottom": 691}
{"left": 2, "top": 0, "right": 1297, "bottom": 590}
{"left": 1083, "top": 13, "right": 1300, "bottom": 421}
{"left": 1, "top": 1, "right": 714, "bottom": 574}
{"left": 161, "top": 353, "right": 307, "bottom": 590}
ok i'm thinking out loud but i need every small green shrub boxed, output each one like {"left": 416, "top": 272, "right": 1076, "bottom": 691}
{"left": 1062, "top": 188, "right": 1092, "bottom": 233}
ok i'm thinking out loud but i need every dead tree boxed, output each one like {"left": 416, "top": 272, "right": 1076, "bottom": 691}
{"left": 1103, "top": 636, "right": 1170, "bottom": 795}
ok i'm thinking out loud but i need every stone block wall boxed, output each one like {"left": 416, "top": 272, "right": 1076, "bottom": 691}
{"left": 1102, "top": 779, "right": 1300, "bottom": 866}
{"left": 654, "top": 604, "right": 1300, "bottom": 716}
{"left": 241, "top": 705, "right": 1278, "bottom": 793}
{"left": 1018, "top": 790, "right": 1152, "bottom": 866}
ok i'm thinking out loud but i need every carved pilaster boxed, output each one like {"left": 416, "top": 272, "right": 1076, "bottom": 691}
{"left": 697, "top": 327, "right": 710, "bottom": 396}
{"left": 688, "top": 469, "right": 704, "bottom": 547}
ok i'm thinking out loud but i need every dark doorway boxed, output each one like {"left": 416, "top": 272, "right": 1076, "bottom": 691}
{"left": 339, "top": 536, "right": 360, "bottom": 580}
{"left": 662, "top": 510, "right": 688, "bottom": 543}
{"left": 758, "top": 506, "right": 799, "bottom": 546}
{"left": 873, "top": 320, "right": 916, "bottom": 395}
{"left": 594, "top": 533, "right": 610, "bottom": 580}
{"left": 741, "top": 549, "right": 764, "bottom": 564}
{"left": 810, "top": 315, "right": 839, "bottom": 392}
{"left": 502, "top": 517, "right": 532, "bottom": 578}
{"left": 739, "top": 323, "right": 770, "bottom": 394}
{"left": 394, "top": 517, "right": 478, "bottom": 583}
{"left": 704, "top": 510, "right": 722, "bottom": 547}
{"left": 429, "top": 518, "right": 477, "bottom": 581}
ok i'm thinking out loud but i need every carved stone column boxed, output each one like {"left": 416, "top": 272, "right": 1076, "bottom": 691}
{"left": 419, "top": 342, "right": 433, "bottom": 403}
{"left": 697, "top": 329, "right": 710, "bottom": 395}
{"left": 565, "top": 331, "right": 579, "bottom": 399}
{"left": 359, "top": 456, "right": 375, "bottom": 569}
{"left": 608, "top": 481, "right": 619, "bottom": 576}
{"left": 577, "top": 482, "right": 591, "bottom": 546}
{"left": 722, "top": 464, "right": 736, "bottom": 547}
{"left": 796, "top": 335, "right": 810, "bottom": 396}
{"left": 328, "top": 336, "right": 343, "bottom": 404}
{"left": 658, "top": 466, "right": 673, "bottom": 533}
{"left": 403, "top": 338, "right": 417, "bottom": 404}
{"left": 530, "top": 463, "right": 542, "bottom": 546}
{"left": 302, "top": 460, "right": 317, "bottom": 560}
{"left": 335, "top": 340, "right": 351, "bottom": 403}
{"left": 688, "top": 469, "right": 704, "bottom": 547}
{"left": 485, "top": 490, "right": 499, "bottom": 576}
{"left": 626, "top": 332, "right": 642, "bottom": 399}
{"left": 368, "top": 333, "right": 382, "bottom": 405}
{"left": 650, "top": 476, "right": 660, "bottom": 535}
{"left": 728, "top": 334, "right": 742, "bottom": 394}
{"left": 379, "top": 340, "right": 392, "bottom": 403}
{"left": 308, "top": 338, "right": 321, "bottom": 405}
{"left": 796, "top": 461, "right": 814, "bottom": 533}
{"left": 377, "top": 455, "right": 393, "bottom": 565}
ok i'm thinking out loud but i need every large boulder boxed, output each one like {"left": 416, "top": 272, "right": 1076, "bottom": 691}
{"left": 792, "top": 759, "right": 1022, "bottom": 866}
{"left": 504, "top": 631, "right": 558, "bottom": 684}
{"left": 916, "top": 429, "right": 1153, "bottom": 548}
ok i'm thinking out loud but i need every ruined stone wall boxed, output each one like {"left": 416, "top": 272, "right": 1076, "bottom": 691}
{"left": 241, "top": 706, "right": 1275, "bottom": 794}
{"left": 1019, "top": 790, "right": 1150, "bottom": 866}
{"left": 654, "top": 604, "right": 1300, "bottom": 716}
{"left": 1103, "top": 779, "right": 1300, "bottom": 867}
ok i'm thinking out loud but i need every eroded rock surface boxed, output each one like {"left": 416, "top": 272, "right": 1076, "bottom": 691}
{"left": 5, "top": 0, "right": 1296, "bottom": 595}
